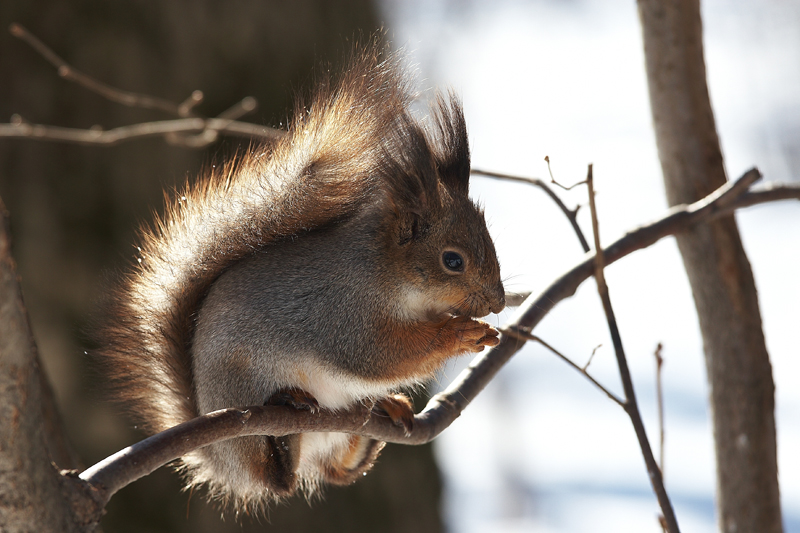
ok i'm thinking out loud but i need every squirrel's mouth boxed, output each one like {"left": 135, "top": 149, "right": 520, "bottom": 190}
{"left": 401, "top": 287, "right": 501, "bottom": 322}
{"left": 445, "top": 308, "right": 485, "bottom": 320}
{"left": 448, "top": 294, "right": 504, "bottom": 319}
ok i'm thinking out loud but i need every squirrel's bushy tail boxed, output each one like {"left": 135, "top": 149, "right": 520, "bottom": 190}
{"left": 96, "top": 43, "right": 415, "bottom": 433}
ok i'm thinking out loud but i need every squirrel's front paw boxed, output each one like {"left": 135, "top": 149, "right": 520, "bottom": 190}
{"left": 374, "top": 394, "right": 414, "bottom": 436}
{"left": 266, "top": 387, "right": 320, "bottom": 414}
{"left": 449, "top": 316, "right": 500, "bottom": 353}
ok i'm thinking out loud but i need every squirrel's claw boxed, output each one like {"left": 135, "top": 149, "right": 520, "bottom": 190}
{"left": 266, "top": 387, "right": 320, "bottom": 414}
{"left": 374, "top": 394, "right": 414, "bottom": 436}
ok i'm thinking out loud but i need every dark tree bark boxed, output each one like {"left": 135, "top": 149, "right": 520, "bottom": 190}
{"left": 0, "top": 197, "right": 85, "bottom": 532}
{"left": 637, "top": 1, "right": 783, "bottom": 532}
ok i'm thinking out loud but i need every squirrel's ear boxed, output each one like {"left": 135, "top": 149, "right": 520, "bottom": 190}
{"left": 387, "top": 173, "right": 431, "bottom": 246}
{"left": 430, "top": 91, "right": 471, "bottom": 195}
{"left": 394, "top": 206, "right": 426, "bottom": 246}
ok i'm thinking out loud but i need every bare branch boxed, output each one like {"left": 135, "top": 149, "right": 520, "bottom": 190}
{"left": 73, "top": 168, "right": 799, "bottom": 518}
{"left": 583, "top": 344, "right": 602, "bottom": 371}
{"left": 545, "top": 155, "right": 587, "bottom": 191}
{"left": 471, "top": 168, "right": 591, "bottom": 252}
{"left": 503, "top": 291, "right": 531, "bottom": 307}
{"left": 5, "top": 24, "right": 279, "bottom": 148}
{"left": 163, "top": 97, "right": 263, "bottom": 147}
{"left": 655, "top": 342, "right": 666, "bottom": 477}
{"left": 586, "top": 164, "right": 680, "bottom": 532}
{"left": 723, "top": 180, "right": 800, "bottom": 208}
{"left": 509, "top": 168, "right": 770, "bottom": 335}
{"left": 0, "top": 118, "right": 282, "bottom": 146}
{"left": 177, "top": 90, "right": 204, "bottom": 117}
{"left": 501, "top": 328, "right": 624, "bottom": 406}
{"left": 10, "top": 23, "right": 186, "bottom": 116}
{"left": 217, "top": 96, "right": 259, "bottom": 120}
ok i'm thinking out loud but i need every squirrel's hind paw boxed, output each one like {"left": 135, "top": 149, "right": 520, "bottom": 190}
{"left": 266, "top": 387, "right": 320, "bottom": 414}
{"left": 374, "top": 394, "right": 414, "bottom": 436}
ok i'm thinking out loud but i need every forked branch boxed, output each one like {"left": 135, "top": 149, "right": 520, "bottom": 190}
{"left": 10, "top": 23, "right": 184, "bottom": 116}
{"left": 0, "top": 117, "right": 281, "bottom": 146}
{"left": 471, "top": 167, "right": 590, "bottom": 252}
{"left": 3, "top": 24, "right": 282, "bottom": 147}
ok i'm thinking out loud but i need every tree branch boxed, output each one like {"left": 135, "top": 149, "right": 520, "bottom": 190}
{"left": 654, "top": 343, "right": 666, "bottom": 478}
{"left": 11, "top": 22, "right": 192, "bottom": 116}
{"left": 0, "top": 118, "right": 282, "bottom": 146}
{"left": 500, "top": 328, "right": 624, "bottom": 406}
{"left": 471, "top": 168, "right": 591, "bottom": 252}
{"left": 74, "top": 168, "right": 799, "bottom": 519}
{"left": 4, "top": 23, "right": 283, "bottom": 147}
{"left": 585, "top": 164, "right": 680, "bottom": 532}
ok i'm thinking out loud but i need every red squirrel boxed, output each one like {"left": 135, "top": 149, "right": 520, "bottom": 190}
{"left": 96, "top": 44, "right": 505, "bottom": 510}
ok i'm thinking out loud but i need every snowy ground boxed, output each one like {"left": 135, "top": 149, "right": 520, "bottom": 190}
{"left": 379, "top": 1, "right": 800, "bottom": 531}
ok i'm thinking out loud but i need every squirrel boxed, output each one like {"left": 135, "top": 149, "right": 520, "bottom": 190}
{"left": 95, "top": 44, "right": 505, "bottom": 510}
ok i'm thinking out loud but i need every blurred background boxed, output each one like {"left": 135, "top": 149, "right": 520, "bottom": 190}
{"left": 1, "top": 1, "right": 798, "bottom": 532}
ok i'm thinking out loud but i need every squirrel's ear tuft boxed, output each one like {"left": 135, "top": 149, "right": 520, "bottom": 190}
{"left": 430, "top": 92, "right": 471, "bottom": 195}
{"left": 379, "top": 112, "right": 440, "bottom": 236}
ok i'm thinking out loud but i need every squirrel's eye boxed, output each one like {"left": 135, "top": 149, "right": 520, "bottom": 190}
{"left": 442, "top": 251, "right": 465, "bottom": 272}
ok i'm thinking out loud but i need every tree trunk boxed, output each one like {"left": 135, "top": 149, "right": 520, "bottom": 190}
{"left": 0, "top": 197, "right": 84, "bottom": 532}
{"left": 637, "top": 1, "right": 783, "bottom": 532}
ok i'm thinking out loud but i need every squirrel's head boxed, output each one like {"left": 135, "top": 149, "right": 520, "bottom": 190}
{"left": 395, "top": 189, "right": 505, "bottom": 320}
{"left": 379, "top": 92, "right": 505, "bottom": 321}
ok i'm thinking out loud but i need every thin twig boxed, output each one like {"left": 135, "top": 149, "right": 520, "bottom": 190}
{"left": 654, "top": 342, "right": 665, "bottom": 477}
{"left": 10, "top": 23, "right": 186, "bottom": 116}
{"left": 586, "top": 164, "right": 680, "bottom": 533}
{"left": 545, "top": 155, "right": 588, "bottom": 191}
{"left": 178, "top": 90, "right": 204, "bottom": 117}
{"left": 471, "top": 168, "right": 591, "bottom": 252}
{"left": 165, "top": 97, "right": 261, "bottom": 147}
{"left": 217, "top": 96, "right": 259, "bottom": 120}
{"left": 655, "top": 341, "right": 668, "bottom": 531}
{"left": 504, "top": 291, "right": 532, "bottom": 307}
{"left": 501, "top": 327, "right": 624, "bottom": 406}
{"left": 0, "top": 119, "right": 282, "bottom": 145}
{"left": 583, "top": 344, "right": 602, "bottom": 371}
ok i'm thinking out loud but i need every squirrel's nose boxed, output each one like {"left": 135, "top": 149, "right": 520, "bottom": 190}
{"left": 489, "top": 282, "right": 506, "bottom": 314}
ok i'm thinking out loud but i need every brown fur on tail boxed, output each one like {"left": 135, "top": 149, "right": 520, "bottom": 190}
{"left": 94, "top": 43, "right": 416, "bottom": 432}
